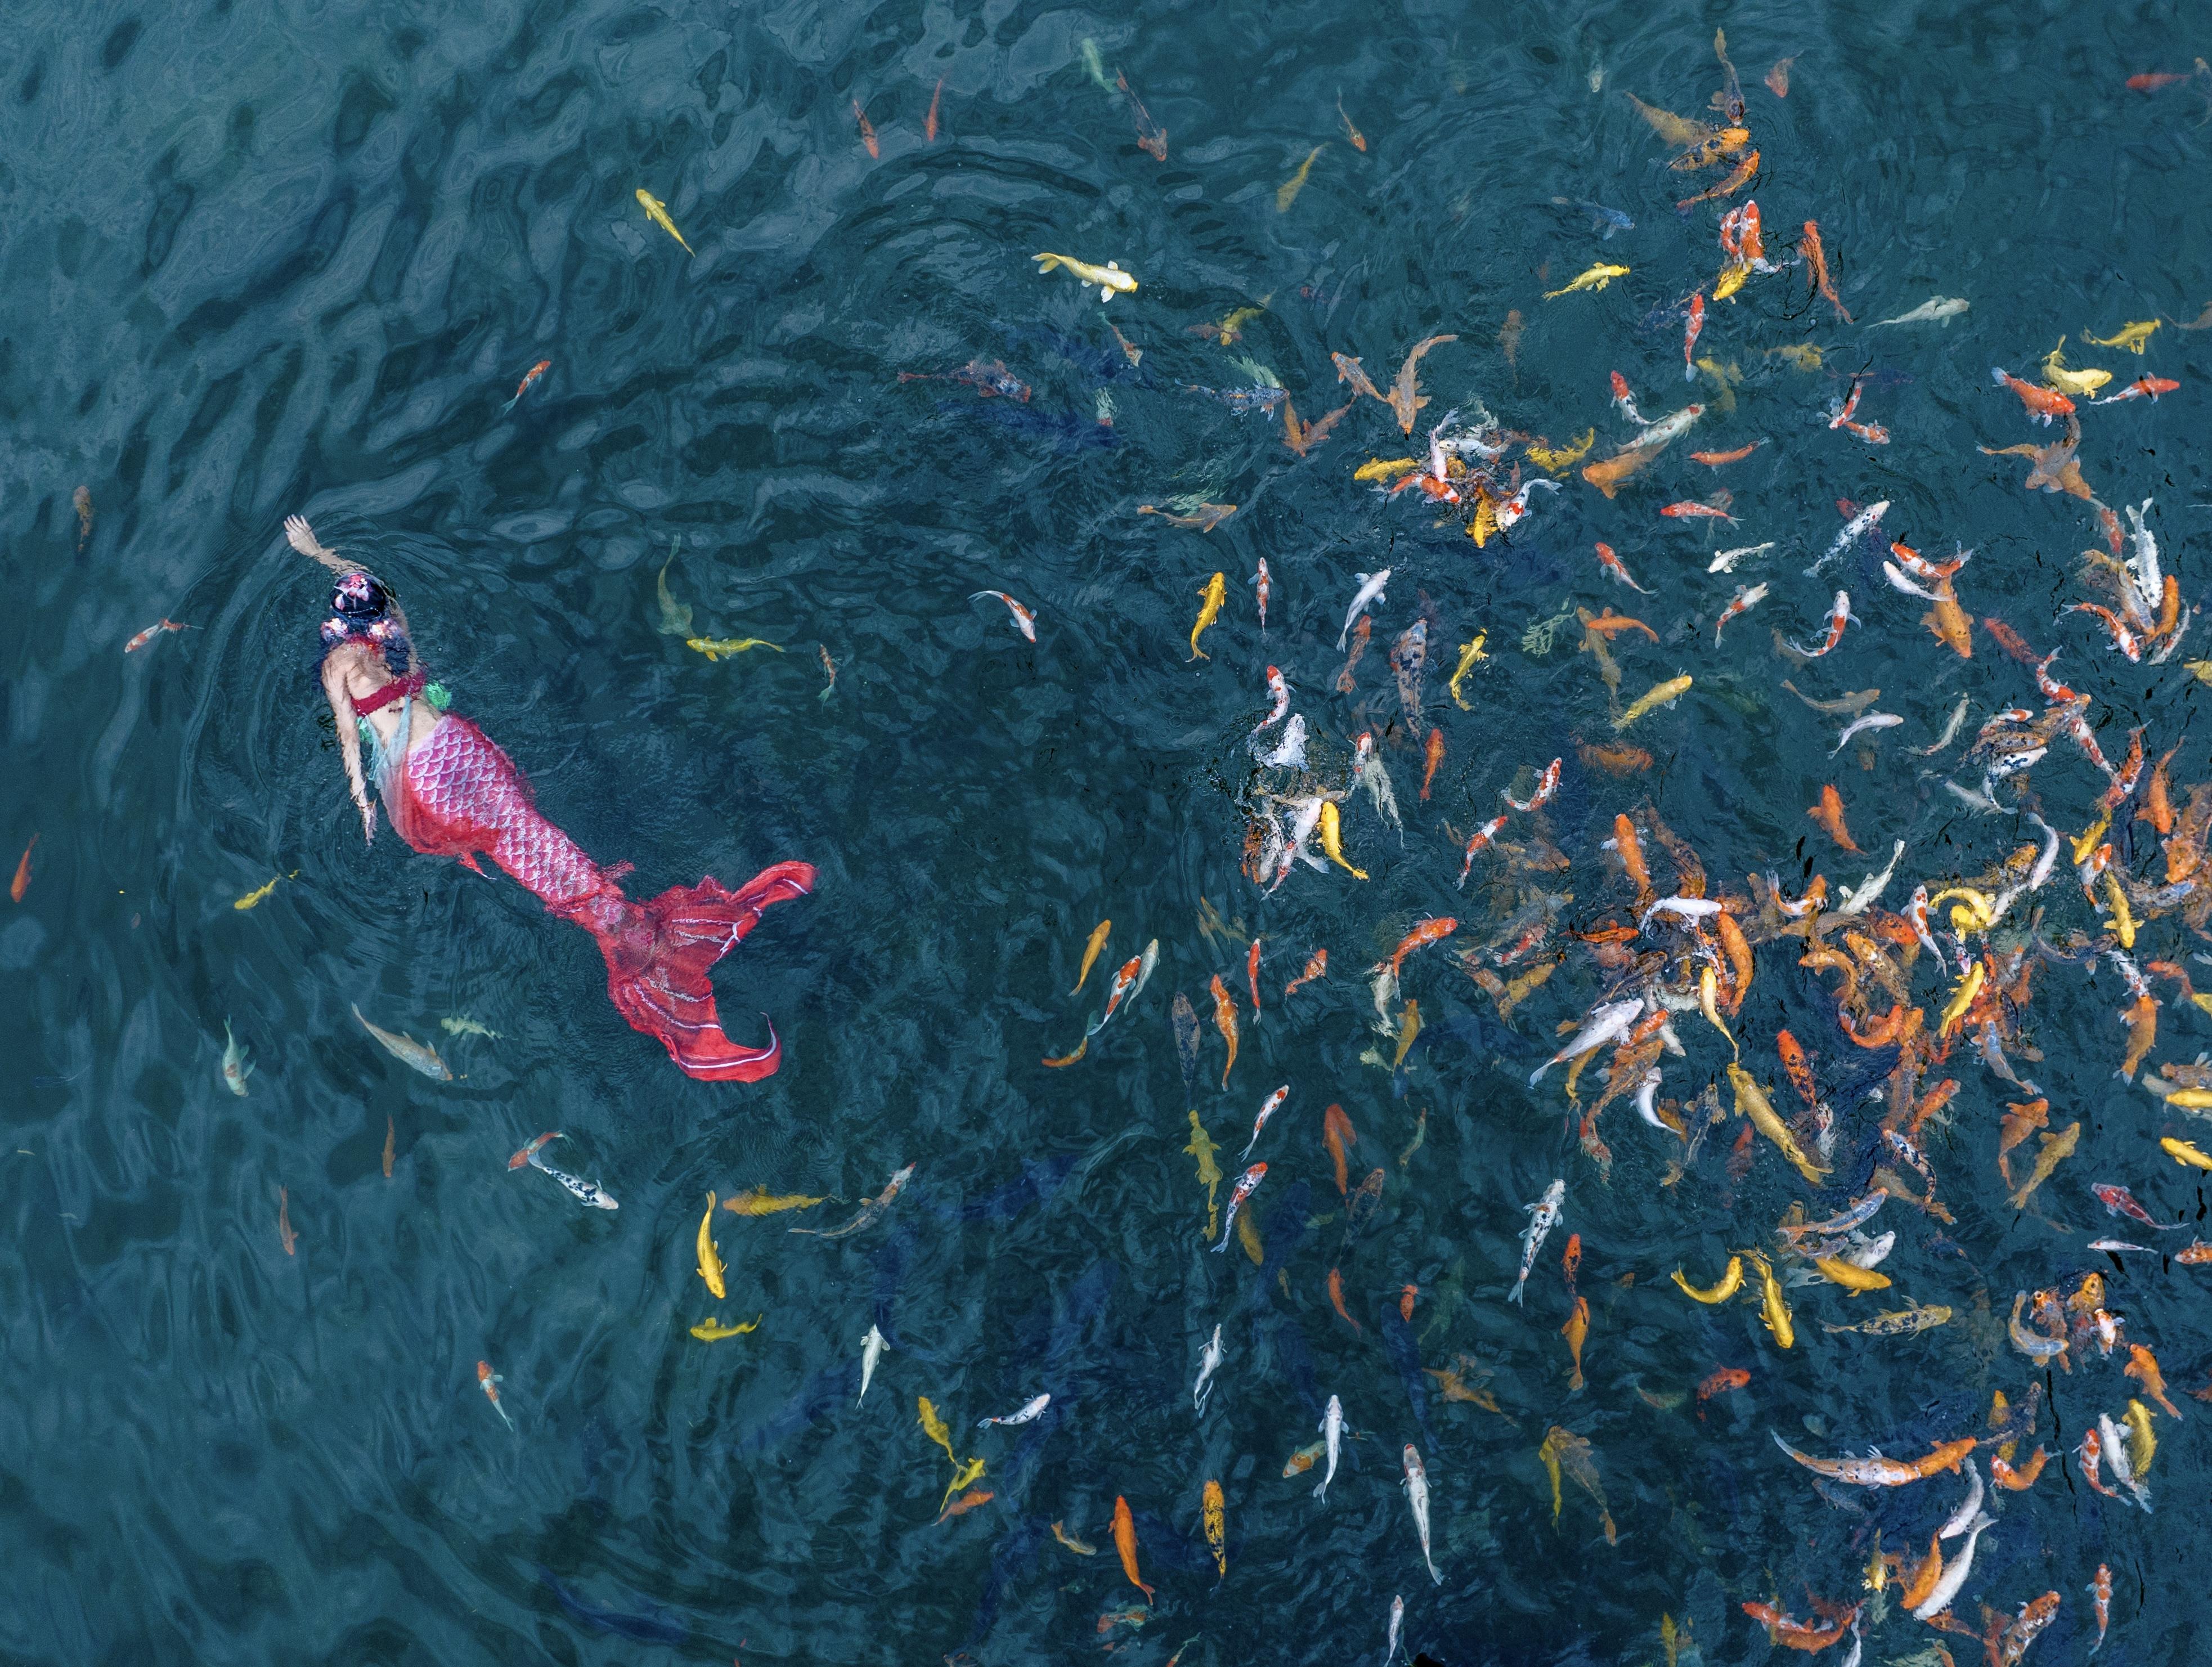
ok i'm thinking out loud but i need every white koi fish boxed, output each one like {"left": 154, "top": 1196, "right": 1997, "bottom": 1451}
{"left": 1912, "top": 1513, "right": 1993, "bottom": 1618}
{"left": 1708, "top": 540, "right": 1776, "bottom": 574}
{"left": 1507, "top": 1178, "right": 1565, "bottom": 1303}
{"left": 1243, "top": 1086, "right": 1290, "bottom": 1159}
{"left": 1529, "top": 1000, "right": 1643, "bottom": 1084}
{"left": 1257, "top": 713, "right": 1308, "bottom": 770}
{"left": 859, "top": 1323, "right": 889, "bottom": 1404}
{"left": 1832, "top": 712, "right": 1903, "bottom": 754}
{"left": 1834, "top": 839, "right": 1906, "bottom": 917}
{"left": 1806, "top": 500, "right": 1890, "bottom": 576}
{"left": 1193, "top": 1324, "right": 1225, "bottom": 1414}
{"left": 1401, "top": 1445, "right": 1442, "bottom": 1583}
{"left": 1316, "top": 1393, "right": 1344, "bottom": 1500}
{"left": 221, "top": 1019, "right": 254, "bottom": 1097}
{"left": 977, "top": 1393, "right": 1051, "bottom": 1428}
{"left": 1338, "top": 570, "right": 1392, "bottom": 648}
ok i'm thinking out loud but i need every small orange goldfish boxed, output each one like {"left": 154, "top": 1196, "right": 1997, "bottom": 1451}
{"left": 1375, "top": 917, "right": 1456, "bottom": 980}
{"left": 1807, "top": 784, "right": 1859, "bottom": 852}
{"left": 10, "top": 833, "right": 34, "bottom": 903}
{"left": 1285, "top": 949, "right": 1327, "bottom": 1000}
{"left": 1420, "top": 729, "right": 1445, "bottom": 800}
{"left": 1210, "top": 973, "right": 1239, "bottom": 1087}
{"left": 853, "top": 99, "right": 879, "bottom": 158}
{"left": 1111, "top": 1495, "right": 1153, "bottom": 1602}
{"left": 1323, "top": 1103, "right": 1356, "bottom": 1195}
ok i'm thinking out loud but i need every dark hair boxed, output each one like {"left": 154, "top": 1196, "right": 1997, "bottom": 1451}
{"left": 318, "top": 569, "right": 411, "bottom": 675}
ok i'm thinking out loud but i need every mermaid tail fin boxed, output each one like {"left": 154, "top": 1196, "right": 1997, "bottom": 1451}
{"left": 597, "top": 861, "right": 817, "bottom": 1082}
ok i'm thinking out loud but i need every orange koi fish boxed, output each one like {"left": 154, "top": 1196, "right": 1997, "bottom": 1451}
{"left": 1991, "top": 1446, "right": 2049, "bottom": 1489}
{"left": 1400, "top": 1284, "right": 1417, "bottom": 1321}
{"left": 10, "top": 833, "right": 35, "bottom": 903}
{"left": 1682, "top": 290, "right": 1705, "bottom": 380}
{"left": 1676, "top": 149, "right": 1758, "bottom": 209}
{"left": 1285, "top": 949, "right": 1327, "bottom": 1000}
{"left": 1375, "top": 917, "right": 1457, "bottom": 980}
{"left": 1328, "top": 1267, "right": 1362, "bottom": 1333}
{"left": 1991, "top": 368, "right": 2075, "bottom": 424}
{"left": 1690, "top": 440, "right": 1765, "bottom": 465}
{"left": 1740, "top": 1603, "right": 1856, "bottom": 1652}
{"left": 1660, "top": 497, "right": 1738, "bottom": 522}
{"left": 1420, "top": 729, "right": 1446, "bottom": 800}
{"left": 1246, "top": 937, "right": 1264, "bottom": 1015}
{"left": 2094, "top": 374, "right": 2180, "bottom": 404}
{"left": 1807, "top": 784, "right": 1859, "bottom": 851}
{"left": 925, "top": 76, "right": 944, "bottom": 142}
{"left": 1800, "top": 221, "right": 1850, "bottom": 321}
{"left": 123, "top": 618, "right": 190, "bottom": 653}
{"left": 1698, "top": 1366, "right": 1750, "bottom": 1403}
{"left": 1611, "top": 813, "right": 1651, "bottom": 893}
{"left": 2126, "top": 1343, "right": 2183, "bottom": 1417}
{"left": 1594, "top": 541, "right": 1652, "bottom": 593}
{"left": 501, "top": 359, "right": 550, "bottom": 414}
{"left": 1210, "top": 973, "right": 1239, "bottom": 1087}
{"left": 935, "top": 1486, "right": 993, "bottom": 1523}
{"left": 1323, "top": 1104, "right": 1356, "bottom": 1194}
{"left": 1773, "top": 1433, "right": 1976, "bottom": 1485}
{"left": 1775, "top": 1029, "right": 1819, "bottom": 1107}
{"left": 1111, "top": 1495, "right": 1153, "bottom": 1602}
{"left": 853, "top": 100, "right": 879, "bottom": 158}
{"left": 1385, "top": 334, "right": 1457, "bottom": 433}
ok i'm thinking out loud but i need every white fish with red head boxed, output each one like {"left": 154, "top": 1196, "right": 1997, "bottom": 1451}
{"left": 1210, "top": 1162, "right": 1267, "bottom": 1252}
{"left": 1242, "top": 1086, "right": 1289, "bottom": 1159}
{"left": 1253, "top": 666, "right": 1291, "bottom": 734}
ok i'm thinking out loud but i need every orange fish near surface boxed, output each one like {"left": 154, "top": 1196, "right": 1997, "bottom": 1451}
{"left": 1420, "top": 729, "right": 1446, "bottom": 800}
{"left": 1992, "top": 368, "right": 2074, "bottom": 424}
{"left": 1285, "top": 949, "right": 1327, "bottom": 1000}
{"left": 1247, "top": 938, "right": 1263, "bottom": 1015}
{"left": 1800, "top": 221, "right": 1851, "bottom": 321}
{"left": 1690, "top": 441, "right": 1765, "bottom": 466}
{"left": 1323, "top": 1103, "right": 1357, "bottom": 1194}
{"left": 853, "top": 99, "right": 880, "bottom": 158}
{"left": 925, "top": 76, "right": 944, "bottom": 142}
{"left": 1807, "top": 784, "right": 1859, "bottom": 852}
{"left": 1209, "top": 973, "right": 1239, "bottom": 1087}
{"left": 10, "top": 833, "right": 35, "bottom": 903}
{"left": 1376, "top": 917, "right": 1457, "bottom": 981}
{"left": 1399, "top": 1284, "right": 1417, "bottom": 1321}
{"left": 1111, "top": 1495, "right": 1154, "bottom": 1602}
{"left": 1773, "top": 1433, "right": 1976, "bottom": 1485}
{"left": 1328, "top": 1267, "right": 1362, "bottom": 1333}
{"left": 1775, "top": 1029, "right": 1819, "bottom": 1107}
{"left": 1740, "top": 1603, "right": 1856, "bottom": 1652}
{"left": 1697, "top": 1366, "right": 1750, "bottom": 1404}
{"left": 1676, "top": 149, "right": 1758, "bottom": 209}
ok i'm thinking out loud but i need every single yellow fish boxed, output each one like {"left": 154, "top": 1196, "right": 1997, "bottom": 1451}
{"left": 1189, "top": 572, "right": 1226, "bottom": 660}
{"left": 1051, "top": 1520, "right": 1099, "bottom": 1554}
{"left": 720, "top": 1188, "right": 826, "bottom": 1216}
{"left": 1201, "top": 1478, "right": 1226, "bottom": 1576}
{"left": 1277, "top": 145, "right": 1325, "bottom": 213}
{"left": 1033, "top": 250, "right": 1137, "bottom": 301}
{"left": 1071, "top": 919, "right": 1112, "bottom": 994}
{"left": 1769, "top": 342, "right": 1823, "bottom": 371}
{"left": 2161, "top": 1136, "right": 2212, "bottom": 1170}
{"left": 654, "top": 543, "right": 693, "bottom": 637}
{"left": 1319, "top": 801, "right": 1367, "bottom": 879}
{"left": 2125, "top": 1398, "right": 2156, "bottom": 1477}
{"left": 2105, "top": 871, "right": 2137, "bottom": 949}
{"left": 636, "top": 188, "right": 694, "bottom": 255}
{"left": 1939, "top": 961, "right": 1985, "bottom": 1037}
{"left": 1537, "top": 1427, "right": 1564, "bottom": 1522}
{"left": 1448, "top": 634, "right": 1488, "bottom": 708}
{"left": 689, "top": 1313, "right": 762, "bottom": 1342}
{"left": 234, "top": 873, "right": 292, "bottom": 911}
{"left": 1614, "top": 673, "right": 1692, "bottom": 731}
{"left": 1353, "top": 456, "right": 1420, "bottom": 483}
{"left": 1524, "top": 429, "right": 1595, "bottom": 473}
{"left": 687, "top": 637, "right": 784, "bottom": 661}
{"left": 2186, "top": 658, "right": 2212, "bottom": 685}
{"left": 1730, "top": 1063, "right": 1829, "bottom": 1184}
{"left": 696, "top": 1193, "right": 728, "bottom": 1299}
{"left": 1814, "top": 1257, "right": 1892, "bottom": 1294}
{"left": 1749, "top": 1251, "right": 1794, "bottom": 1348}
{"left": 1624, "top": 92, "right": 1715, "bottom": 147}
{"left": 2041, "top": 339, "right": 2113, "bottom": 397}
{"left": 1197, "top": 302, "right": 1269, "bottom": 345}
{"left": 2009, "top": 1121, "right": 2079, "bottom": 1210}
{"left": 918, "top": 1396, "right": 958, "bottom": 1463}
{"left": 1391, "top": 1000, "right": 1423, "bottom": 1072}
{"left": 2164, "top": 1087, "right": 2212, "bottom": 1109}
{"left": 1698, "top": 965, "right": 1738, "bottom": 1060}
{"left": 1672, "top": 1256, "right": 1743, "bottom": 1304}
{"left": 1186, "top": 1110, "right": 1222, "bottom": 1237}
{"left": 1544, "top": 262, "right": 1629, "bottom": 299}
{"left": 2084, "top": 319, "right": 2159, "bottom": 353}
{"left": 1929, "top": 886, "right": 1997, "bottom": 932}
{"left": 942, "top": 1454, "right": 985, "bottom": 1511}
{"left": 1712, "top": 260, "right": 1749, "bottom": 302}
{"left": 2072, "top": 811, "right": 2113, "bottom": 864}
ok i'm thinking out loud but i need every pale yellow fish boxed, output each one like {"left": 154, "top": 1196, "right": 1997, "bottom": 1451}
{"left": 1449, "top": 635, "right": 1487, "bottom": 708}
{"left": 1189, "top": 572, "right": 1226, "bottom": 660}
{"left": 441, "top": 1016, "right": 501, "bottom": 1039}
{"left": 2105, "top": 871, "right": 2137, "bottom": 949}
{"left": 1524, "top": 429, "right": 1595, "bottom": 473}
{"left": 1319, "top": 801, "right": 1366, "bottom": 879}
{"left": 1749, "top": 1251, "right": 1794, "bottom": 1348}
{"left": 636, "top": 189, "right": 694, "bottom": 254}
{"left": 2161, "top": 1136, "right": 2212, "bottom": 1170}
{"left": 1614, "top": 674, "right": 1692, "bottom": 731}
{"left": 696, "top": 1193, "right": 728, "bottom": 1298}
{"left": 1672, "top": 1256, "right": 1743, "bottom": 1303}
{"left": 1277, "top": 145, "right": 1325, "bottom": 213}
{"left": 1353, "top": 456, "right": 1420, "bottom": 483}
{"left": 687, "top": 637, "right": 783, "bottom": 661}
{"left": 1730, "top": 1063, "right": 1829, "bottom": 1184}
{"left": 2084, "top": 320, "right": 2159, "bottom": 353}
{"left": 1071, "top": 918, "right": 1112, "bottom": 994}
{"left": 352, "top": 1004, "right": 452, "bottom": 1081}
{"left": 1186, "top": 1110, "right": 1222, "bottom": 1236}
{"left": 1939, "top": 962, "right": 1985, "bottom": 1037}
{"left": 234, "top": 872, "right": 294, "bottom": 911}
{"left": 1392, "top": 1000, "right": 1422, "bottom": 1070}
{"left": 918, "top": 1396, "right": 958, "bottom": 1463}
{"left": 2041, "top": 339, "right": 2112, "bottom": 397}
{"left": 1698, "top": 965, "right": 1738, "bottom": 1059}
{"left": 2125, "top": 1399, "right": 2156, "bottom": 1477}
{"left": 1813, "top": 1257, "right": 1892, "bottom": 1294}
{"left": 1769, "top": 342, "right": 1823, "bottom": 371}
{"left": 721, "top": 1188, "right": 825, "bottom": 1216}
{"left": 1052, "top": 1520, "right": 1099, "bottom": 1554}
{"left": 1237, "top": 1201, "right": 1263, "bottom": 1263}
{"left": 1544, "top": 263, "right": 1628, "bottom": 300}
{"left": 942, "top": 1454, "right": 985, "bottom": 1511}
{"left": 1033, "top": 250, "right": 1137, "bottom": 301}
{"left": 689, "top": 1314, "right": 761, "bottom": 1342}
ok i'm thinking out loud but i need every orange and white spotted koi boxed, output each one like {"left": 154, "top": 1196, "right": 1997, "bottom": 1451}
{"left": 1594, "top": 541, "right": 1652, "bottom": 593}
{"left": 1792, "top": 591, "right": 1856, "bottom": 658}
{"left": 1503, "top": 758, "right": 1562, "bottom": 814}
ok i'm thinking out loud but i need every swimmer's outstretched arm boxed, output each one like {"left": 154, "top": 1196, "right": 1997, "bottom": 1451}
{"left": 286, "top": 513, "right": 357, "bottom": 576}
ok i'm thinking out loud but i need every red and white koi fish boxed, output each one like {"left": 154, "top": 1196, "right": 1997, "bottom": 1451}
{"left": 1659, "top": 496, "right": 1738, "bottom": 523}
{"left": 1457, "top": 815, "right": 1509, "bottom": 889}
{"left": 2094, "top": 375, "right": 2180, "bottom": 404}
{"left": 1211, "top": 1162, "right": 1267, "bottom": 1253}
{"left": 971, "top": 589, "right": 1037, "bottom": 642}
{"left": 1992, "top": 367, "right": 2074, "bottom": 424}
{"left": 1594, "top": 541, "right": 1652, "bottom": 593}
{"left": 1503, "top": 757, "right": 1562, "bottom": 813}
{"left": 1682, "top": 291, "right": 1706, "bottom": 381}
{"left": 1253, "top": 559, "right": 1272, "bottom": 631}
{"left": 1713, "top": 582, "right": 1766, "bottom": 644}
{"left": 2093, "top": 1182, "right": 2187, "bottom": 1230}
{"left": 123, "top": 618, "right": 191, "bottom": 653}
{"left": 1242, "top": 1086, "right": 1289, "bottom": 1158}
{"left": 508, "top": 1132, "right": 562, "bottom": 1171}
{"left": 1086, "top": 953, "right": 1144, "bottom": 1038}
{"left": 501, "top": 359, "right": 551, "bottom": 414}
{"left": 1792, "top": 590, "right": 1856, "bottom": 658}
{"left": 1827, "top": 380, "right": 1890, "bottom": 444}
{"left": 2088, "top": 1563, "right": 2111, "bottom": 1652}
{"left": 1609, "top": 370, "right": 1645, "bottom": 426}
{"left": 1906, "top": 885, "right": 1949, "bottom": 973}
{"left": 477, "top": 1361, "right": 516, "bottom": 1432}
{"left": 1253, "top": 666, "right": 1291, "bottom": 734}
{"left": 2070, "top": 601, "right": 2141, "bottom": 662}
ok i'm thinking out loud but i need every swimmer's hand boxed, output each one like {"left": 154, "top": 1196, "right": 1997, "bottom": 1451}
{"left": 286, "top": 514, "right": 346, "bottom": 572}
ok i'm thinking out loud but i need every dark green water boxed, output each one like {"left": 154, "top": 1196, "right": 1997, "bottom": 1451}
{"left": 9, "top": 1, "right": 2212, "bottom": 1661}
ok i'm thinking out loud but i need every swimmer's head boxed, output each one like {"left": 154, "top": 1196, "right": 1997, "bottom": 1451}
{"left": 318, "top": 570, "right": 411, "bottom": 674}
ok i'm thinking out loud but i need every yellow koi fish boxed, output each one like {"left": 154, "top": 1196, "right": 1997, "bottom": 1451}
{"left": 1319, "top": 801, "right": 1367, "bottom": 879}
{"left": 1939, "top": 961, "right": 1984, "bottom": 1038}
{"left": 2124, "top": 1398, "right": 2156, "bottom": 1477}
{"left": 696, "top": 1194, "right": 728, "bottom": 1299}
{"left": 720, "top": 1189, "right": 825, "bottom": 1216}
{"left": 1354, "top": 456, "right": 1420, "bottom": 483}
{"left": 1202, "top": 1479, "right": 1227, "bottom": 1576}
{"left": 1277, "top": 145, "right": 1325, "bottom": 212}
{"left": 687, "top": 637, "right": 783, "bottom": 660}
{"left": 689, "top": 1314, "right": 762, "bottom": 1341}
{"left": 234, "top": 872, "right": 295, "bottom": 911}
{"left": 1033, "top": 250, "right": 1137, "bottom": 301}
{"left": 1730, "top": 1063, "right": 1829, "bottom": 1184}
{"left": 1186, "top": 1110, "right": 1222, "bottom": 1236}
{"left": 2084, "top": 319, "right": 2159, "bottom": 353}
{"left": 1813, "top": 1257, "right": 1892, "bottom": 1294}
{"left": 2041, "top": 339, "right": 2112, "bottom": 397}
{"left": 2162, "top": 1136, "right": 2212, "bottom": 1170}
{"left": 942, "top": 1454, "right": 985, "bottom": 1511}
{"left": 1614, "top": 674, "right": 1692, "bottom": 731}
{"left": 2105, "top": 871, "right": 2137, "bottom": 949}
{"left": 1749, "top": 1251, "right": 1795, "bottom": 1348}
{"left": 1544, "top": 262, "right": 1629, "bottom": 299}
{"left": 1071, "top": 918, "right": 1112, "bottom": 993}
{"left": 1672, "top": 1256, "right": 1744, "bottom": 1304}
{"left": 636, "top": 188, "right": 694, "bottom": 254}
{"left": 1449, "top": 634, "right": 1487, "bottom": 708}
{"left": 1189, "top": 572, "right": 1226, "bottom": 660}
{"left": 918, "top": 1396, "right": 959, "bottom": 1463}
{"left": 1524, "top": 429, "right": 1595, "bottom": 473}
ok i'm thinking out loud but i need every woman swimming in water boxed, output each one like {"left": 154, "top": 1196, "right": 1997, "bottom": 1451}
{"left": 293, "top": 514, "right": 813, "bottom": 1081}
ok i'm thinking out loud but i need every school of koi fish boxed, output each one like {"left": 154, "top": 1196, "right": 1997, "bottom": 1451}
{"left": 915, "top": 32, "right": 2212, "bottom": 1667}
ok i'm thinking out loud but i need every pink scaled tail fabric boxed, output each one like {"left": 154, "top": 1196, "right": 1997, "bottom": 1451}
{"left": 385, "top": 714, "right": 813, "bottom": 1081}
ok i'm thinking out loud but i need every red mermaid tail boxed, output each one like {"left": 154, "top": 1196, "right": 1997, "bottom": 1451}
{"left": 385, "top": 714, "right": 813, "bottom": 1081}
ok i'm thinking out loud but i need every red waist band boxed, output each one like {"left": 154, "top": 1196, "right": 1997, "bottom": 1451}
{"left": 352, "top": 670, "right": 426, "bottom": 717}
